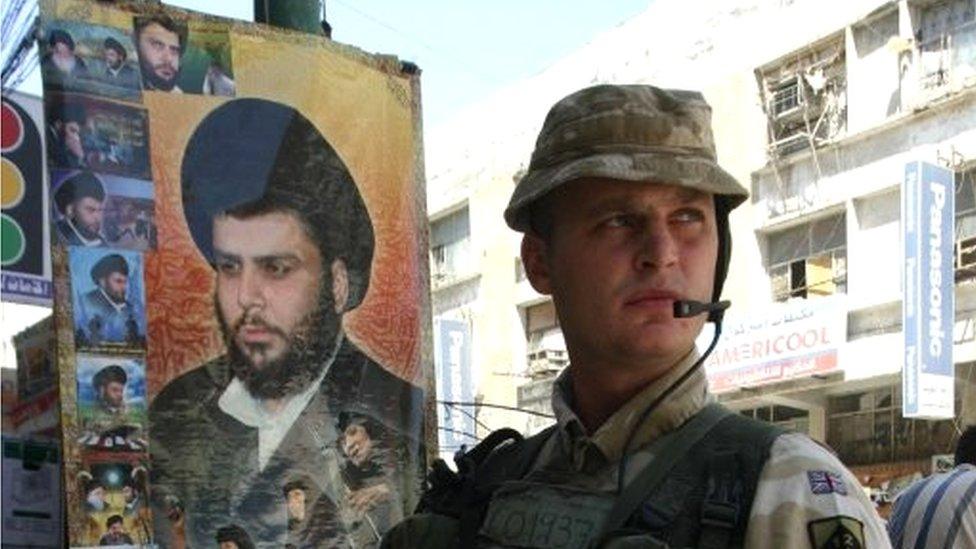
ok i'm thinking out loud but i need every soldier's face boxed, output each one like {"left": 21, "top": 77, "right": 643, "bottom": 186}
{"left": 68, "top": 196, "right": 104, "bottom": 234}
{"left": 521, "top": 179, "right": 717, "bottom": 374}
{"left": 137, "top": 23, "right": 181, "bottom": 90}
{"left": 108, "top": 522, "right": 124, "bottom": 535}
{"left": 101, "top": 272, "right": 128, "bottom": 303}
{"left": 122, "top": 485, "right": 134, "bottom": 502}
{"left": 101, "top": 381, "right": 125, "bottom": 408}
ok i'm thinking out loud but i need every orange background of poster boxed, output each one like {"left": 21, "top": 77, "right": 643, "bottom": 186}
{"left": 143, "top": 31, "right": 425, "bottom": 399}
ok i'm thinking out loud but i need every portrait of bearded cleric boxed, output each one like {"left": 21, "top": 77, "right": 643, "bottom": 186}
{"left": 148, "top": 98, "right": 425, "bottom": 548}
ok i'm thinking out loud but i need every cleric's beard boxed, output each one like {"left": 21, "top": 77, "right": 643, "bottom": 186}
{"left": 139, "top": 58, "right": 179, "bottom": 91}
{"left": 217, "top": 290, "right": 341, "bottom": 400}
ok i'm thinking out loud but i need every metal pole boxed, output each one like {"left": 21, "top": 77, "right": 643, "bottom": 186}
{"left": 254, "top": 0, "right": 325, "bottom": 36}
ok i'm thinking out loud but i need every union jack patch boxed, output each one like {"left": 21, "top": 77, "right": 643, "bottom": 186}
{"left": 807, "top": 470, "right": 847, "bottom": 496}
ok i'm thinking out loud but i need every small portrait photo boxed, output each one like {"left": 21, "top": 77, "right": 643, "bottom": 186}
{"left": 336, "top": 411, "right": 399, "bottom": 535}
{"left": 69, "top": 247, "right": 147, "bottom": 352}
{"left": 76, "top": 459, "right": 152, "bottom": 546}
{"left": 76, "top": 354, "right": 147, "bottom": 451}
{"left": 51, "top": 169, "right": 155, "bottom": 251}
{"left": 50, "top": 169, "right": 156, "bottom": 251}
{"left": 133, "top": 15, "right": 236, "bottom": 96}
{"left": 44, "top": 94, "right": 151, "bottom": 180}
{"left": 39, "top": 19, "right": 142, "bottom": 101}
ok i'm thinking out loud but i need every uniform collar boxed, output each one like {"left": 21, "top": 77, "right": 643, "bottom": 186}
{"left": 551, "top": 348, "right": 713, "bottom": 467}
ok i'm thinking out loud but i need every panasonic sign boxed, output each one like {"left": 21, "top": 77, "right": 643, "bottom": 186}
{"left": 903, "top": 161, "right": 954, "bottom": 419}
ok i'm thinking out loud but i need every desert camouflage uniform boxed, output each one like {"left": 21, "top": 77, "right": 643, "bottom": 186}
{"left": 386, "top": 85, "right": 891, "bottom": 548}
{"left": 384, "top": 351, "right": 890, "bottom": 548}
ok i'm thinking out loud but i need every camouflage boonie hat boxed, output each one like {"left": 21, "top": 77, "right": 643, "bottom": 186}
{"left": 504, "top": 84, "right": 749, "bottom": 232}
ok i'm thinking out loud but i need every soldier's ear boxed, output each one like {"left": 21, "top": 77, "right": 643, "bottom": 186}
{"left": 331, "top": 259, "right": 349, "bottom": 313}
{"left": 521, "top": 234, "right": 552, "bottom": 295}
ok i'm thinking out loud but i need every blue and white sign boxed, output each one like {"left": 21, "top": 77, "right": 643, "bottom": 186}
{"left": 435, "top": 318, "right": 475, "bottom": 452}
{"left": 903, "top": 161, "right": 954, "bottom": 419}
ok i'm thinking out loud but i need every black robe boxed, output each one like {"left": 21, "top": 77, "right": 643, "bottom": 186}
{"left": 148, "top": 338, "right": 425, "bottom": 548}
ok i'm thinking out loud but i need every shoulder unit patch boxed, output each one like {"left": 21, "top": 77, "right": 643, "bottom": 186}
{"left": 807, "top": 516, "right": 865, "bottom": 549}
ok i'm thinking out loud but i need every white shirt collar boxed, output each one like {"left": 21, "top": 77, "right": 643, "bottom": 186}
{"left": 66, "top": 217, "right": 103, "bottom": 247}
{"left": 98, "top": 287, "right": 128, "bottom": 314}
{"left": 218, "top": 331, "right": 343, "bottom": 470}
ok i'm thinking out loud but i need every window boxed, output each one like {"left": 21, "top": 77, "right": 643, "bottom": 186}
{"left": 770, "top": 76, "right": 801, "bottom": 116}
{"left": 740, "top": 404, "right": 809, "bottom": 433}
{"left": 756, "top": 37, "right": 847, "bottom": 157}
{"left": 956, "top": 168, "right": 976, "bottom": 281}
{"left": 827, "top": 384, "right": 960, "bottom": 466}
{"left": 767, "top": 213, "right": 847, "bottom": 301}
{"left": 917, "top": 0, "right": 976, "bottom": 91}
{"left": 515, "top": 257, "right": 527, "bottom": 282}
{"left": 430, "top": 207, "right": 471, "bottom": 283}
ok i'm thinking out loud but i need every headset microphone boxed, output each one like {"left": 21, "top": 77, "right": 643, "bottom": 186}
{"left": 672, "top": 299, "right": 731, "bottom": 319}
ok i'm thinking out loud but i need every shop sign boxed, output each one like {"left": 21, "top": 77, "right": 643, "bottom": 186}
{"left": 704, "top": 295, "right": 846, "bottom": 392}
{"left": 435, "top": 319, "right": 475, "bottom": 451}
{"left": 902, "top": 161, "right": 955, "bottom": 419}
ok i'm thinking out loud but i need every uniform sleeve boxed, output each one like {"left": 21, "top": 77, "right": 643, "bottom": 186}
{"left": 743, "top": 433, "right": 891, "bottom": 548}
{"left": 380, "top": 513, "right": 460, "bottom": 549}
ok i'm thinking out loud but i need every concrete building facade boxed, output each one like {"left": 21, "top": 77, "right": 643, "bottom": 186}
{"left": 424, "top": 0, "right": 976, "bottom": 495}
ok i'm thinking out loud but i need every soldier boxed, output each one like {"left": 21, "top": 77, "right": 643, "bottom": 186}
{"left": 383, "top": 84, "right": 889, "bottom": 548}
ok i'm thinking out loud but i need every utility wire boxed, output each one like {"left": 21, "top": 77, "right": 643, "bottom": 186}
{"left": 438, "top": 399, "right": 555, "bottom": 419}
{"left": 437, "top": 426, "right": 480, "bottom": 441}
{"left": 1, "top": 1, "right": 38, "bottom": 92}
{"left": 440, "top": 400, "right": 491, "bottom": 432}
{"left": 329, "top": 0, "right": 501, "bottom": 86}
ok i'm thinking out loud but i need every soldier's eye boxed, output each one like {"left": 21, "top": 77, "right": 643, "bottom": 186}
{"left": 672, "top": 208, "right": 705, "bottom": 223}
{"left": 604, "top": 213, "right": 637, "bottom": 229}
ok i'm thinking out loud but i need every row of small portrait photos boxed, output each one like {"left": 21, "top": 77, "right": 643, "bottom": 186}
{"left": 42, "top": 16, "right": 236, "bottom": 102}
{"left": 45, "top": 88, "right": 158, "bottom": 251}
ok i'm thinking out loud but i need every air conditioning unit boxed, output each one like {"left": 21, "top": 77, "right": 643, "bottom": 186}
{"left": 771, "top": 132, "right": 810, "bottom": 156}
{"left": 770, "top": 77, "right": 802, "bottom": 118}
{"left": 526, "top": 348, "right": 568, "bottom": 377}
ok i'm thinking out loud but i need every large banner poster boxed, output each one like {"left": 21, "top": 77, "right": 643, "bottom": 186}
{"left": 40, "top": 1, "right": 432, "bottom": 547}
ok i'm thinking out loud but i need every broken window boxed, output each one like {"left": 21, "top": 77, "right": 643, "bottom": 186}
{"left": 916, "top": 0, "right": 976, "bottom": 91}
{"left": 755, "top": 36, "right": 847, "bottom": 157}
{"left": 767, "top": 212, "right": 847, "bottom": 301}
